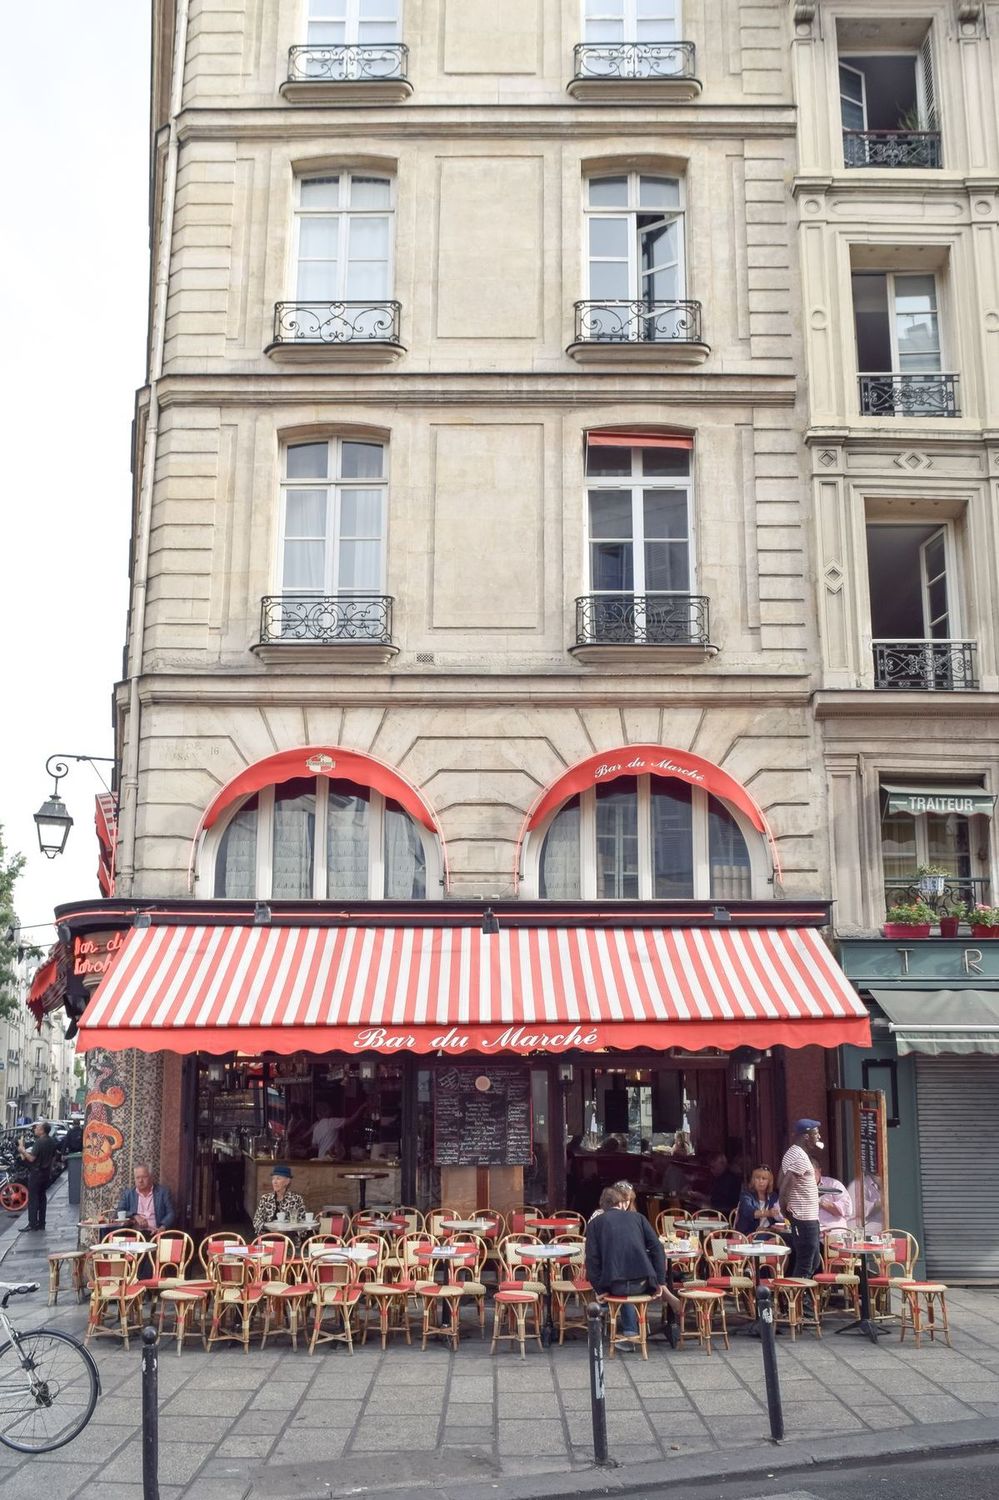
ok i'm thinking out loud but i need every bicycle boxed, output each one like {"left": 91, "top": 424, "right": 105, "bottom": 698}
{"left": 0, "top": 1282, "right": 100, "bottom": 1451}
{"left": 0, "top": 1168, "right": 27, "bottom": 1215}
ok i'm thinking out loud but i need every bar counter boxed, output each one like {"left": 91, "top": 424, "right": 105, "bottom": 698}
{"left": 242, "top": 1155, "right": 401, "bottom": 1218}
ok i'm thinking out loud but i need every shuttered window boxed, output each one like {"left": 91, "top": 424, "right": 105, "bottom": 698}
{"left": 915, "top": 1056, "right": 999, "bottom": 1279}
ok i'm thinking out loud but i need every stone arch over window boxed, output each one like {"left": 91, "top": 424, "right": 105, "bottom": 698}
{"left": 192, "top": 747, "right": 445, "bottom": 898}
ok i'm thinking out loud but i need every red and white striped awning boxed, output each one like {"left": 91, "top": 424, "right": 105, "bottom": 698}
{"left": 78, "top": 923, "right": 869, "bottom": 1055}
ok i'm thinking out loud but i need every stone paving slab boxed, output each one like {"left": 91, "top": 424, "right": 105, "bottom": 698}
{"left": 2, "top": 1180, "right": 999, "bottom": 1499}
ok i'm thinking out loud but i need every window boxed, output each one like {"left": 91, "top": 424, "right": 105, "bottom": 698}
{"left": 295, "top": 174, "right": 392, "bottom": 308}
{"left": 307, "top": 0, "right": 400, "bottom": 47}
{"left": 880, "top": 794, "right": 990, "bottom": 909}
{"left": 533, "top": 776, "right": 755, "bottom": 900}
{"left": 583, "top": 0, "right": 679, "bottom": 43}
{"left": 582, "top": 437, "right": 705, "bottom": 645}
{"left": 866, "top": 520, "right": 977, "bottom": 689}
{"left": 839, "top": 35, "right": 939, "bottom": 167}
{"left": 212, "top": 777, "right": 433, "bottom": 900}
{"left": 852, "top": 271, "right": 957, "bottom": 417}
{"left": 280, "top": 437, "right": 386, "bottom": 603}
{"left": 584, "top": 174, "right": 686, "bottom": 339}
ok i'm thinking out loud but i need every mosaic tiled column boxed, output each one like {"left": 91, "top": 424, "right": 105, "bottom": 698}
{"left": 81, "top": 1048, "right": 165, "bottom": 1223}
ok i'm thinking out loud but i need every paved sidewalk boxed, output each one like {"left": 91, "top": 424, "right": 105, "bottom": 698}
{"left": 1, "top": 1180, "right": 998, "bottom": 1500}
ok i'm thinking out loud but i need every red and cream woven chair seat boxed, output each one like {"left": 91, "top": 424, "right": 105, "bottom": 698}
{"left": 157, "top": 1284, "right": 210, "bottom": 1355}
{"left": 85, "top": 1249, "right": 146, "bottom": 1351}
{"left": 491, "top": 1288, "right": 541, "bottom": 1359}
{"left": 307, "top": 1261, "right": 364, "bottom": 1354}
{"left": 895, "top": 1280, "right": 951, "bottom": 1348}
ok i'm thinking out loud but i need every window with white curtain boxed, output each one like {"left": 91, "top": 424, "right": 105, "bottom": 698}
{"left": 307, "top": 0, "right": 401, "bottom": 47}
{"left": 212, "top": 778, "right": 432, "bottom": 899}
{"left": 583, "top": 0, "right": 680, "bottom": 43}
{"left": 534, "top": 775, "right": 755, "bottom": 900}
{"left": 295, "top": 174, "right": 393, "bottom": 305}
{"left": 280, "top": 437, "right": 386, "bottom": 601}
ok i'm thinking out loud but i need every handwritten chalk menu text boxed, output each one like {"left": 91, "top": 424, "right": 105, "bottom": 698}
{"left": 860, "top": 1104, "right": 881, "bottom": 1176}
{"left": 433, "top": 1066, "right": 532, "bottom": 1167}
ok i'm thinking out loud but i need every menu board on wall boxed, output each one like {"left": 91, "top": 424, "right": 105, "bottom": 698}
{"left": 859, "top": 1103, "right": 881, "bottom": 1176}
{"left": 433, "top": 1066, "right": 532, "bottom": 1167}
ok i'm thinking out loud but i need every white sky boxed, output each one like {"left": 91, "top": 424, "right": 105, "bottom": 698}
{"left": 0, "top": 4, "right": 151, "bottom": 944}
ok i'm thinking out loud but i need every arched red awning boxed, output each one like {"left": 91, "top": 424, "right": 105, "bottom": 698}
{"left": 522, "top": 744, "right": 771, "bottom": 838}
{"left": 196, "top": 747, "right": 438, "bottom": 834}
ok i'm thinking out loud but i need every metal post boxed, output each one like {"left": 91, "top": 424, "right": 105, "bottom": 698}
{"left": 141, "top": 1324, "right": 159, "bottom": 1500}
{"left": 586, "top": 1301, "right": 611, "bottom": 1466}
{"left": 755, "top": 1285, "right": 784, "bottom": 1443}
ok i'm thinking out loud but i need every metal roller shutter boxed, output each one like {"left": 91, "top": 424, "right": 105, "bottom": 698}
{"left": 915, "top": 1056, "right": 999, "bottom": 1279}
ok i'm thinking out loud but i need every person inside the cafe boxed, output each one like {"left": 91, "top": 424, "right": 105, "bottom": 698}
{"left": 692, "top": 1151, "right": 743, "bottom": 1216}
{"left": 310, "top": 1093, "right": 367, "bottom": 1160}
{"left": 585, "top": 1185, "right": 681, "bottom": 1344}
{"left": 252, "top": 1164, "right": 308, "bottom": 1235}
{"left": 735, "top": 1164, "right": 786, "bottom": 1236}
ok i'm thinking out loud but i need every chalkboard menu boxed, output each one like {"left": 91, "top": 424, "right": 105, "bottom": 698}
{"left": 433, "top": 1066, "right": 532, "bottom": 1167}
{"left": 860, "top": 1105, "right": 880, "bottom": 1175}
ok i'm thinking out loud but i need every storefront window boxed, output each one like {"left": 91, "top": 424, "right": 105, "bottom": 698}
{"left": 536, "top": 775, "right": 754, "bottom": 899}
{"left": 210, "top": 776, "right": 437, "bottom": 899}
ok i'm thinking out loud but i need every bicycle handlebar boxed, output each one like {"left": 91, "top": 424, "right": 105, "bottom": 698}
{"left": 0, "top": 1283, "right": 39, "bottom": 1303}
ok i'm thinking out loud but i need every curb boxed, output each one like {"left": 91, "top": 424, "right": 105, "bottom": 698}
{"left": 286, "top": 1418, "right": 999, "bottom": 1500}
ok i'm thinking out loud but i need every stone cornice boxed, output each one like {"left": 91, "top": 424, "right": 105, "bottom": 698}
{"left": 812, "top": 689, "right": 999, "bottom": 720}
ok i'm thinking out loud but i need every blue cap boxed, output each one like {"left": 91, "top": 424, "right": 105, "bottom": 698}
{"left": 271, "top": 1164, "right": 292, "bottom": 1178}
{"left": 793, "top": 1119, "right": 821, "bottom": 1136}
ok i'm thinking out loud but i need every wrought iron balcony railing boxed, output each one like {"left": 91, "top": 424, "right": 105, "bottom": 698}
{"left": 859, "top": 372, "right": 960, "bottom": 418}
{"left": 885, "top": 877, "right": 990, "bottom": 911}
{"left": 259, "top": 595, "right": 394, "bottom": 647}
{"left": 573, "top": 40, "right": 696, "bottom": 82}
{"left": 272, "top": 300, "right": 401, "bottom": 347}
{"left": 574, "top": 300, "right": 703, "bottom": 346}
{"left": 287, "top": 43, "right": 409, "bottom": 83}
{"left": 843, "top": 130, "right": 942, "bottom": 169}
{"left": 575, "top": 593, "right": 710, "bottom": 648}
{"left": 873, "top": 639, "right": 979, "bottom": 691}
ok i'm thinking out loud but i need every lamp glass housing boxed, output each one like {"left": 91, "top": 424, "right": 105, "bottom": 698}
{"left": 33, "top": 796, "right": 73, "bottom": 858}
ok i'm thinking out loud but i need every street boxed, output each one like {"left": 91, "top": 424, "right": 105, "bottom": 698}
{"left": 644, "top": 1449, "right": 999, "bottom": 1500}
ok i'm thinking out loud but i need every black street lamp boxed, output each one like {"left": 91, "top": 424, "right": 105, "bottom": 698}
{"left": 33, "top": 754, "right": 118, "bottom": 860}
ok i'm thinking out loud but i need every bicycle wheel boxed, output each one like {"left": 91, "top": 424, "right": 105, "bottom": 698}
{"left": 0, "top": 1184, "right": 27, "bottom": 1213}
{"left": 0, "top": 1329, "right": 100, "bottom": 1452}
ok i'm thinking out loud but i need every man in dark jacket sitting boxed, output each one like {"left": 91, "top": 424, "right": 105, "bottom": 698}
{"left": 585, "top": 1186, "right": 681, "bottom": 1339}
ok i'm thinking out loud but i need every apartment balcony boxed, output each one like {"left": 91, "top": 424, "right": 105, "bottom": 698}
{"left": 885, "top": 876, "right": 990, "bottom": 911}
{"left": 570, "top": 593, "right": 715, "bottom": 666}
{"left": 843, "top": 130, "right": 942, "bottom": 170}
{"left": 265, "top": 301, "right": 405, "bottom": 364}
{"left": 568, "top": 41, "right": 700, "bottom": 101}
{"left": 252, "top": 595, "right": 399, "bottom": 666}
{"left": 280, "top": 44, "right": 412, "bottom": 102}
{"left": 873, "top": 639, "right": 979, "bottom": 692}
{"left": 567, "top": 300, "right": 708, "bottom": 364}
{"left": 858, "top": 373, "right": 960, "bottom": 418}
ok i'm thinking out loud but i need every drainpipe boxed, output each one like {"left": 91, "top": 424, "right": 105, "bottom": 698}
{"left": 117, "top": 0, "right": 191, "bottom": 894}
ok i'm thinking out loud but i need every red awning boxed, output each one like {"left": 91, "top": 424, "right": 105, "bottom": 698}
{"left": 197, "top": 747, "right": 437, "bottom": 834}
{"left": 28, "top": 956, "right": 60, "bottom": 1023}
{"left": 587, "top": 431, "right": 693, "bottom": 449}
{"left": 95, "top": 793, "right": 117, "bottom": 897}
{"left": 524, "top": 745, "right": 769, "bottom": 835}
{"left": 78, "top": 923, "right": 870, "bottom": 1055}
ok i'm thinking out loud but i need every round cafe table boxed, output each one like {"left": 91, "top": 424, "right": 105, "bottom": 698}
{"left": 521, "top": 1245, "right": 574, "bottom": 1348}
{"left": 524, "top": 1217, "right": 580, "bottom": 1243}
{"left": 264, "top": 1219, "right": 317, "bottom": 1235}
{"left": 725, "top": 1241, "right": 790, "bottom": 1335}
{"left": 833, "top": 1240, "right": 895, "bottom": 1344}
{"left": 343, "top": 1172, "right": 388, "bottom": 1211}
{"left": 440, "top": 1218, "right": 493, "bottom": 1235}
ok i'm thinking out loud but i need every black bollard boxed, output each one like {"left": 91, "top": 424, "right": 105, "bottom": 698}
{"left": 141, "top": 1324, "right": 160, "bottom": 1500}
{"left": 586, "top": 1301, "right": 611, "bottom": 1466}
{"left": 755, "top": 1285, "right": 784, "bottom": 1443}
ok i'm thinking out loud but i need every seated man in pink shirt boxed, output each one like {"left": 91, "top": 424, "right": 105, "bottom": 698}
{"left": 114, "top": 1164, "right": 177, "bottom": 1232}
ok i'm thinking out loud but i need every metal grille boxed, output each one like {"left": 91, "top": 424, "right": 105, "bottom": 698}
{"left": 575, "top": 594, "right": 710, "bottom": 647}
{"left": 259, "top": 595, "right": 393, "bottom": 646}
{"left": 272, "top": 301, "right": 402, "bottom": 346}
{"left": 843, "top": 131, "right": 942, "bottom": 169}
{"left": 287, "top": 44, "right": 408, "bottom": 82}
{"left": 572, "top": 41, "right": 696, "bottom": 81}
{"left": 915, "top": 1057, "right": 999, "bottom": 1279}
{"left": 873, "top": 640, "right": 978, "bottom": 691}
{"left": 574, "top": 300, "right": 703, "bottom": 345}
{"left": 885, "top": 877, "right": 991, "bottom": 910}
{"left": 859, "top": 373, "right": 960, "bottom": 418}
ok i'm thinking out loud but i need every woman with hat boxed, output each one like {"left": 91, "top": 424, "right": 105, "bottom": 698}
{"left": 252, "top": 1164, "right": 308, "bottom": 1236}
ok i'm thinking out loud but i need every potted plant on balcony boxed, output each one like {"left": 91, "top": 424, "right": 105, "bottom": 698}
{"left": 883, "top": 902, "right": 934, "bottom": 939}
{"left": 915, "top": 865, "right": 949, "bottom": 901}
{"left": 938, "top": 902, "right": 964, "bottom": 939}
{"left": 967, "top": 904, "right": 999, "bottom": 939}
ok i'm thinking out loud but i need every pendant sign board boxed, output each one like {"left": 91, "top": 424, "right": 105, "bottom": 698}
{"left": 831, "top": 1088, "right": 890, "bottom": 1235}
{"left": 433, "top": 1066, "right": 532, "bottom": 1167}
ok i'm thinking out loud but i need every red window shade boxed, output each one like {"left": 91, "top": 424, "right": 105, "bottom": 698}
{"left": 586, "top": 431, "right": 694, "bottom": 450}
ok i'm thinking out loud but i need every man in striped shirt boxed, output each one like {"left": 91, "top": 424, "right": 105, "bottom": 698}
{"left": 778, "top": 1119, "right": 824, "bottom": 1281}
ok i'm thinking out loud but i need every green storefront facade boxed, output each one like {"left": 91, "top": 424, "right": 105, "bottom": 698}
{"left": 839, "top": 938, "right": 999, "bottom": 1282}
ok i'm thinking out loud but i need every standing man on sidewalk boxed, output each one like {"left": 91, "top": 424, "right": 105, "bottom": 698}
{"left": 778, "top": 1119, "right": 824, "bottom": 1280}
{"left": 17, "top": 1121, "right": 56, "bottom": 1233}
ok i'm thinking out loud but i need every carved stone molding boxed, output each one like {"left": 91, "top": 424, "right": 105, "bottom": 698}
{"left": 894, "top": 450, "right": 932, "bottom": 472}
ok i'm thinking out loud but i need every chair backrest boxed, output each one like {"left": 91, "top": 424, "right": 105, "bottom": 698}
{"left": 303, "top": 1234, "right": 344, "bottom": 1258}
{"left": 210, "top": 1254, "right": 255, "bottom": 1292}
{"left": 507, "top": 1206, "right": 540, "bottom": 1234}
{"left": 427, "top": 1209, "right": 460, "bottom": 1238}
{"left": 550, "top": 1211, "right": 586, "bottom": 1235}
{"left": 307, "top": 1257, "right": 355, "bottom": 1291}
{"left": 400, "top": 1233, "right": 436, "bottom": 1270}
{"left": 104, "top": 1228, "right": 146, "bottom": 1245}
{"left": 705, "top": 1230, "right": 744, "bottom": 1273}
{"left": 822, "top": 1229, "right": 859, "bottom": 1271}
{"left": 348, "top": 1234, "right": 384, "bottom": 1276}
{"left": 554, "top": 1233, "right": 586, "bottom": 1266}
{"left": 882, "top": 1229, "right": 918, "bottom": 1274}
{"left": 198, "top": 1231, "right": 245, "bottom": 1275}
{"left": 449, "top": 1235, "right": 487, "bottom": 1278}
{"left": 151, "top": 1230, "right": 193, "bottom": 1277}
{"left": 318, "top": 1211, "right": 352, "bottom": 1237}
{"left": 89, "top": 1249, "right": 137, "bottom": 1291}
{"left": 499, "top": 1233, "right": 542, "bottom": 1278}
{"left": 655, "top": 1211, "right": 679, "bottom": 1237}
